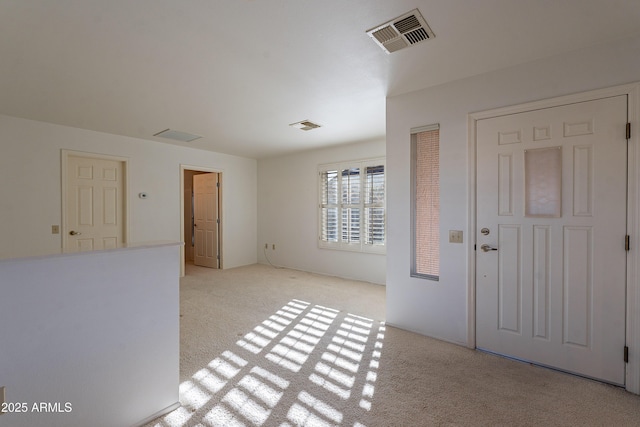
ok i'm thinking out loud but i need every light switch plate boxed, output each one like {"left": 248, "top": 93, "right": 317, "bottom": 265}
{"left": 449, "top": 230, "right": 463, "bottom": 243}
{"left": 52, "top": 225, "right": 60, "bottom": 234}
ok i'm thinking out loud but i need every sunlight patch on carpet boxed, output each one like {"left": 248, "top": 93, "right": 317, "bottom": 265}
{"left": 150, "top": 300, "right": 385, "bottom": 427}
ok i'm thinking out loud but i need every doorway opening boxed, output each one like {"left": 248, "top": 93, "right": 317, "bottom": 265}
{"left": 180, "top": 165, "right": 222, "bottom": 276}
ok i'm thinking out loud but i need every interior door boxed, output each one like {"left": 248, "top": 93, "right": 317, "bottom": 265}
{"left": 193, "top": 173, "right": 219, "bottom": 268}
{"left": 476, "top": 95, "right": 627, "bottom": 385}
{"left": 66, "top": 155, "right": 124, "bottom": 250}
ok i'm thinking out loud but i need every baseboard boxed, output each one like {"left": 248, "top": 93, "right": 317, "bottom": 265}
{"left": 385, "top": 321, "right": 468, "bottom": 347}
{"left": 133, "top": 402, "right": 181, "bottom": 427}
{"left": 256, "top": 261, "right": 387, "bottom": 286}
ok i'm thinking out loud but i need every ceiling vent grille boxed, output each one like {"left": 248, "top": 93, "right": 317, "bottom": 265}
{"left": 290, "top": 120, "right": 321, "bottom": 131}
{"left": 367, "top": 9, "right": 435, "bottom": 54}
{"left": 153, "top": 128, "right": 202, "bottom": 142}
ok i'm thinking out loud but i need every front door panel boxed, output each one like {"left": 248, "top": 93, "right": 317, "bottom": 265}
{"left": 476, "top": 95, "right": 627, "bottom": 385}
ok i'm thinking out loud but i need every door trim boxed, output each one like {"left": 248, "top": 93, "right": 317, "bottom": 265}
{"left": 179, "top": 164, "right": 223, "bottom": 276}
{"left": 468, "top": 82, "right": 640, "bottom": 394}
{"left": 61, "top": 150, "right": 129, "bottom": 250}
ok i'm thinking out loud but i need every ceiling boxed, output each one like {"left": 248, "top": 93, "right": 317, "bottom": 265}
{"left": 2, "top": 0, "right": 640, "bottom": 159}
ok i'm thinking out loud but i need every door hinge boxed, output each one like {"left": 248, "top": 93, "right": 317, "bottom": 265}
{"left": 217, "top": 254, "right": 220, "bottom": 260}
{"left": 627, "top": 123, "right": 631, "bottom": 139}
{"left": 474, "top": 244, "right": 477, "bottom": 251}
{"left": 624, "top": 346, "right": 629, "bottom": 363}
{"left": 217, "top": 218, "right": 220, "bottom": 224}
{"left": 217, "top": 182, "right": 220, "bottom": 188}
{"left": 626, "top": 235, "right": 631, "bottom": 251}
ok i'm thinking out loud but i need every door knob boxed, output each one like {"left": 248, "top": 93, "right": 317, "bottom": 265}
{"left": 481, "top": 244, "right": 497, "bottom": 252}
{"left": 69, "top": 230, "right": 82, "bottom": 236}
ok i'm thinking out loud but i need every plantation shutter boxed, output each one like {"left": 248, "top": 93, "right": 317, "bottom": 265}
{"left": 320, "top": 170, "right": 339, "bottom": 242}
{"left": 318, "top": 158, "right": 385, "bottom": 253}
{"left": 364, "top": 165, "right": 385, "bottom": 245}
{"left": 341, "top": 168, "right": 361, "bottom": 243}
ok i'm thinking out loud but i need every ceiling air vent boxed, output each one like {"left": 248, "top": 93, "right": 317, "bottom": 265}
{"left": 289, "top": 120, "right": 321, "bottom": 131}
{"left": 367, "top": 9, "right": 435, "bottom": 54}
{"left": 153, "top": 128, "right": 202, "bottom": 142}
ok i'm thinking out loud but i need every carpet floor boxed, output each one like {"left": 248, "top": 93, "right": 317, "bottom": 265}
{"left": 146, "top": 263, "right": 640, "bottom": 427}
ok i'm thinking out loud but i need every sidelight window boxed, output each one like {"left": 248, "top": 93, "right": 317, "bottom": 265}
{"left": 411, "top": 125, "right": 440, "bottom": 280}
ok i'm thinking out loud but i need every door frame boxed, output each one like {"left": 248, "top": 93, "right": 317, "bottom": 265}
{"left": 468, "top": 82, "right": 640, "bottom": 393}
{"left": 61, "top": 149, "right": 130, "bottom": 250}
{"left": 179, "top": 164, "right": 223, "bottom": 276}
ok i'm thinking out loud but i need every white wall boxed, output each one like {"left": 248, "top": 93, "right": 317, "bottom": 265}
{"left": 257, "top": 140, "right": 386, "bottom": 285}
{"left": 0, "top": 115, "right": 257, "bottom": 268}
{"left": 0, "top": 243, "right": 180, "bottom": 427}
{"left": 386, "top": 34, "right": 640, "bottom": 345}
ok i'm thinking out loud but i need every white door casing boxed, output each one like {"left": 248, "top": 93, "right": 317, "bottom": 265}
{"left": 64, "top": 153, "right": 126, "bottom": 251}
{"left": 193, "top": 173, "right": 219, "bottom": 268}
{"left": 475, "top": 96, "right": 627, "bottom": 385}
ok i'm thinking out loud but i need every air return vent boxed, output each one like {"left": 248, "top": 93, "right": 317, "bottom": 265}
{"left": 289, "top": 120, "right": 321, "bottom": 131}
{"left": 153, "top": 129, "right": 202, "bottom": 142}
{"left": 367, "top": 9, "right": 435, "bottom": 54}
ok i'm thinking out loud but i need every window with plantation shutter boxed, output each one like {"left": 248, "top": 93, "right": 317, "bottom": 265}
{"left": 411, "top": 125, "right": 440, "bottom": 280}
{"left": 319, "top": 158, "right": 385, "bottom": 253}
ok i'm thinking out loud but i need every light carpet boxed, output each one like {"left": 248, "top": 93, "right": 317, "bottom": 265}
{"left": 145, "top": 263, "right": 640, "bottom": 427}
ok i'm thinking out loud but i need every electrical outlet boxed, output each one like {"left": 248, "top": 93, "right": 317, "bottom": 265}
{"left": 52, "top": 225, "right": 60, "bottom": 234}
{"left": 449, "top": 230, "right": 463, "bottom": 243}
{"left": 272, "top": 244, "right": 276, "bottom": 250}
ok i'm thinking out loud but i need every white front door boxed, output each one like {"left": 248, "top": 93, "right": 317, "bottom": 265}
{"left": 193, "top": 173, "right": 219, "bottom": 268}
{"left": 476, "top": 95, "right": 627, "bottom": 385}
{"left": 65, "top": 155, "right": 125, "bottom": 251}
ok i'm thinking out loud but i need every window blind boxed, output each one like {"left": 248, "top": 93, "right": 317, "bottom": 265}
{"left": 412, "top": 127, "right": 440, "bottom": 279}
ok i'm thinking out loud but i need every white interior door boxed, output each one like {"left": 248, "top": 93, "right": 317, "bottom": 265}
{"left": 194, "top": 173, "right": 219, "bottom": 268}
{"left": 476, "top": 95, "right": 627, "bottom": 385}
{"left": 65, "top": 155, "right": 124, "bottom": 251}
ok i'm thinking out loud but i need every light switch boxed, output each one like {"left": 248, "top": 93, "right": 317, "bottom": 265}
{"left": 449, "top": 230, "right": 463, "bottom": 243}
{"left": 52, "top": 225, "right": 60, "bottom": 234}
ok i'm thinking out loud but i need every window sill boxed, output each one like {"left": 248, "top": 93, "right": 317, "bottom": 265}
{"left": 318, "top": 241, "right": 386, "bottom": 255}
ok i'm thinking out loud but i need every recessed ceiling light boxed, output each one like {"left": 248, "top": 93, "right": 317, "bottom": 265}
{"left": 289, "top": 120, "right": 321, "bottom": 131}
{"left": 153, "top": 128, "right": 202, "bottom": 142}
